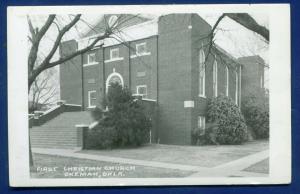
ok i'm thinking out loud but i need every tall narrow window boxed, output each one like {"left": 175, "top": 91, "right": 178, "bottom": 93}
{"left": 88, "top": 90, "right": 97, "bottom": 108}
{"left": 213, "top": 59, "right": 218, "bottom": 97}
{"left": 199, "top": 49, "right": 206, "bottom": 97}
{"left": 225, "top": 66, "right": 229, "bottom": 96}
{"left": 260, "top": 73, "right": 264, "bottom": 88}
{"left": 197, "top": 116, "right": 206, "bottom": 135}
{"left": 235, "top": 70, "right": 239, "bottom": 105}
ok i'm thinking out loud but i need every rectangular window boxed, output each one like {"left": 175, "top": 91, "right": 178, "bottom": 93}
{"left": 136, "top": 43, "right": 147, "bottom": 55}
{"left": 213, "top": 60, "right": 218, "bottom": 97}
{"left": 87, "top": 52, "right": 96, "bottom": 64}
{"left": 136, "top": 85, "right": 147, "bottom": 98}
{"left": 110, "top": 48, "right": 119, "bottom": 59}
{"left": 225, "top": 66, "right": 229, "bottom": 96}
{"left": 197, "top": 116, "right": 206, "bottom": 135}
{"left": 235, "top": 71, "right": 239, "bottom": 105}
{"left": 88, "top": 90, "right": 97, "bottom": 108}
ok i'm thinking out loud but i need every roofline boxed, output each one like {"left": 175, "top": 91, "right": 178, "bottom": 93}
{"left": 78, "top": 17, "right": 158, "bottom": 42}
{"left": 89, "top": 35, "right": 158, "bottom": 51}
{"left": 213, "top": 44, "right": 237, "bottom": 62}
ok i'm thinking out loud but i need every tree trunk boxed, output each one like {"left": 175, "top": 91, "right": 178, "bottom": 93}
{"left": 28, "top": 82, "right": 34, "bottom": 167}
{"left": 29, "top": 137, "right": 34, "bottom": 167}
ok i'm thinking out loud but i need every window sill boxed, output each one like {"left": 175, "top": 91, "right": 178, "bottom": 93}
{"left": 130, "top": 52, "right": 151, "bottom": 59}
{"left": 132, "top": 94, "right": 146, "bottom": 97}
{"left": 104, "top": 57, "right": 124, "bottom": 63}
{"left": 83, "top": 62, "right": 98, "bottom": 67}
{"left": 132, "top": 94, "right": 147, "bottom": 99}
{"left": 88, "top": 106, "right": 96, "bottom": 109}
{"left": 198, "top": 95, "right": 206, "bottom": 98}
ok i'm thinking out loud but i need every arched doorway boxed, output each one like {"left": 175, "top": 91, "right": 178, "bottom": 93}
{"left": 105, "top": 70, "right": 124, "bottom": 93}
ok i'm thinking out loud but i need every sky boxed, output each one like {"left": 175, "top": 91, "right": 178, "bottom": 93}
{"left": 201, "top": 13, "right": 268, "bottom": 63}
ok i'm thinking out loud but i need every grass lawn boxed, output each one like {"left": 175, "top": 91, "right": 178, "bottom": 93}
{"left": 30, "top": 153, "right": 195, "bottom": 178}
{"left": 243, "top": 158, "right": 269, "bottom": 174}
{"left": 80, "top": 140, "right": 269, "bottom": 168}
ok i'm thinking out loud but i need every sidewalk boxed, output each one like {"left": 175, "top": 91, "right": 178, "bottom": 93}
{"left": 32, "top": 147, "right": 269, "bottom": 177}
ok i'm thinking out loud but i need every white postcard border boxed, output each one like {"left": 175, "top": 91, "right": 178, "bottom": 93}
{"left": 8, "top": 4, "right": 291, "bottom": 187}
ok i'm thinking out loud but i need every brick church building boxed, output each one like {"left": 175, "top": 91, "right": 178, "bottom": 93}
{"left": 59, "top": 14, "right": 266, "bottom": 145}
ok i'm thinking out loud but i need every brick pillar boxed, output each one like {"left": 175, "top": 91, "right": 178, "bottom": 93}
{"left": 75, "top": 124, "right": 89, "bottom": 150}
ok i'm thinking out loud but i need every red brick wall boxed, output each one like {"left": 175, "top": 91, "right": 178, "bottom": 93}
{"left": 238, "top": 56, "right": 266, "bottom": 102}
{"left": 82, "top": 49, "right": 104, "bottom": 109}
{"left": 130, "top": 37, "right": 158, "bottom": 100}
{"left": 60, "top": 40, "right": 83, "bottom": 106}
{"left": 191, "top": 14, "right": 212, "bottom": 133}
{"left": 80, "top": 36, "right": 158, "bottom": 109}
{"left": 157, "top": 14, "right": 194, "bottom": 145}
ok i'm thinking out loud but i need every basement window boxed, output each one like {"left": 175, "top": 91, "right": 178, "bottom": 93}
{"left": 197, "top": 116, "right": 206, "bottom": 135}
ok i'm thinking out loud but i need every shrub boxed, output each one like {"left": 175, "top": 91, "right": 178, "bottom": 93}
{"left": 206, "top": 95, "right": 248, "bottom": 145}
{"left": 84, "top": 126, "right": 117, "bottom": 149}
{"left": 192, "top": 122, "right": 219, "bottom": 145}
{"left": 85, "top": 83, "right": 151, "bottom": 149}
{"left": 242, "top": 95, "right": 269, "bottom": 139}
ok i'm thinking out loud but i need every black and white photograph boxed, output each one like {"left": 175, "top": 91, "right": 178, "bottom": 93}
{"left": 7, "top": 4, "right": 291, "bottom": 186}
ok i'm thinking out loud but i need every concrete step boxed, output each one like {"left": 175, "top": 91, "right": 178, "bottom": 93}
{"left": 30, "top": 139, "right": 77, "bottom": 143}
{"left": 30, "top": 111, "right": 94, "bottom": 149}
{"left": 31, "top": 144, "right": 77, "bottom": 149}
{"left": 31, "top": 140, "right": 77, "bottom": 145}
{"left": 30, "top": 135, "right": 77, "bottom": 139}
{"left": 31, "top": 127, "right": 77, "bottom": 130}
{"left": 30, "top": 131, "right": 77, "bottom": 136}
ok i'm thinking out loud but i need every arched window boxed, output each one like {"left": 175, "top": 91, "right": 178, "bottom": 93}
{"left": 105, "top": 71, "right": 124, "bottom": 93}
{"left": 199, "top": 49, "right": 206, "bottom": 97}
{"left": 213, "top": 59, "right": 218, "bottom": 97}
{"left": 235, "top": 70, "right": 239, "bottom": 105}
{"left": 225, "top": 66, "right": 229, "bottom": 96}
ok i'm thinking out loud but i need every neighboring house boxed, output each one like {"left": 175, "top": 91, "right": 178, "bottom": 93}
{"left": 59, "top": 14, "right": 266, "bottom": 145}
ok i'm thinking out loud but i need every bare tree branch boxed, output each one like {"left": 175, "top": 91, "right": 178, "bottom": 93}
{"left": 27, "top": 15, "right": 55, "bottom": 74}
{"left": 28, "top": 14, "right": 115, "bottom": 88}
{"left": 39, "top": 15, "right": 81, "bottom": 69}
{"left": 206, "top": 14, "right": 226, "bottom": 60}
{"left": 225, "top": 13, "right": 269, "bottom": 42}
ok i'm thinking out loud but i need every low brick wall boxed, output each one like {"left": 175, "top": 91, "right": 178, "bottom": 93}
{"left": 75, "top": 125, "right": 89, "bottom": 150}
